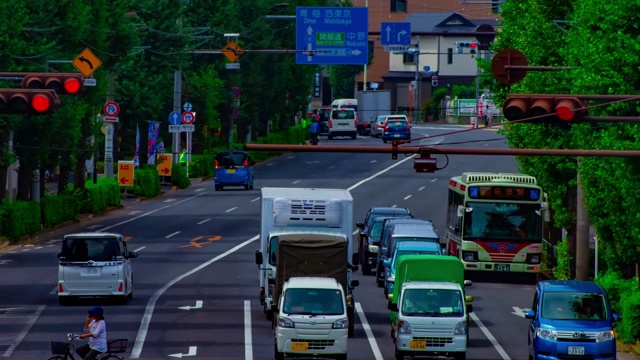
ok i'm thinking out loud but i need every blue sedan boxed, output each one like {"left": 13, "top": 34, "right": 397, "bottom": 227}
{"left": 382, "top": 119, "right": 411, "bottom": 143}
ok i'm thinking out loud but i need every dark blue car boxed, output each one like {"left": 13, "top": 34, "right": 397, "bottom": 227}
{"left": 214, "top": 151, "right": 254, "bottom": 191}
{"left": 382, "top": 118, "right": 411, "bottom": 143}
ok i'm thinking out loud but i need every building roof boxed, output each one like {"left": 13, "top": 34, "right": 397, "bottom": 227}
{"left": 402, "top": 12, "right": 500, "bottom": 34}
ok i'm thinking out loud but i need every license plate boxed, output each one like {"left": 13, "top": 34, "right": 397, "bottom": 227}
{"left": 567, "top": 346, "right": 585, "bottom": 355}
{"left": 291, "top": 342, "right": 308, "bottom": 351}
{"left": 393, "top": 134, "right": 401, "bottom": 137}
{"left": 226, "top": 169, "right": 236, "bottom": 174}
{"left": 409, "top": 340, "right": 426, "bottom": 350}
{"left": 81, "top": 267, "right": 100, "bottom": 276}
{"left": 494, "top": 264, "right": 510, "bottom": 272}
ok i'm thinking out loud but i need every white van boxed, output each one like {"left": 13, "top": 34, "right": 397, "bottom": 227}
{"left": 328, "top": 108, "right": 357, "bottom": 140}
{"left": 57, "top": 232, "right": 138, "bottom": 305}
{"left": 331, "top": 98, "right": 358, "bottom": 112}
{"left": 275, "top": 277, "right": 348, "bottom": 360}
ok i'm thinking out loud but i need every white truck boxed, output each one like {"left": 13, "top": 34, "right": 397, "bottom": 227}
{"left": 268, "top": 233, "right": 359, "bottom": 359}
{"left": 356, "top": 90, "right": 392, "bottom": 135}
{"left": 254, "top": 187, "right": 357, "bottom": 323}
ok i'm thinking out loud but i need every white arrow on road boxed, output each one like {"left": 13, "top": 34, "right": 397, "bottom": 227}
{"left": 512, "top": 306, "right": 529, "bottom": 317}
{"left": 397, "top": 29, "right": 407, "bottom": 42}
{"left": 169, "top": 346, "right": 197, "bottom": 358}
{"left": 178, "top": 300, "right": 203, "bottom": 311}
{"left": 385, "top": 25, "right": 391, "bottom": 42}
{"left": 0, "top": 259, "right": 11, "bottom": 265}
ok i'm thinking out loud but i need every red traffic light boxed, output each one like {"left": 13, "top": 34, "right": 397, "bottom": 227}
{"left": 470, "top": 42, "right": 477, "bottom": 49}
{"left": 22, "top": 73, "right": 84, "bottom": 95}
{"left": 503, "top": 95, "right": 586, "bottom": 122}
{"left": 0, "top": 89, "right": 59, "bottom": 114}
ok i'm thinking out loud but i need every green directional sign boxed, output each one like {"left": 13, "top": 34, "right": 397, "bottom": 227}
{"left": 316, "top": 32, "right": 345, "bottom": 46}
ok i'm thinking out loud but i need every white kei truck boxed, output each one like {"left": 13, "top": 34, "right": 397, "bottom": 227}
{"left": 254, "top": 188, "right": 358, "bottom": 328}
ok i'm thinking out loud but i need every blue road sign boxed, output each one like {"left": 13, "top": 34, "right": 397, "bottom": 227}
{"left": 183, "top": 102, "right": 193, "bottom": 112}
{"left": 380, "top": 22, "right": 411, "bottom": 45}
{"left": 169, "top": 111, "right": 181, "bottom": 125}
{"left": 295, "top": 7, "right": 368, "bottom": 65}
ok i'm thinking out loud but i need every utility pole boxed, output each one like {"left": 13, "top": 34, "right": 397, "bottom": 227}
{"left": 104, "top": 73, "right": 115, "bottom": 179}
{"left": 575, "top": 158, "right": 590, "bottom": 280}
{"left": 172, "top": 71, "right": 182, "bottom": 165}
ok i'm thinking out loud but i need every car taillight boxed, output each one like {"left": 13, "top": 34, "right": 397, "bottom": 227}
{"left": 214, "top": 160, "right": 219, "bottom": 168}
{"left": 329, "top": 120, "right": 333, "bottom": 128}
{"left": 378, "top": 124, "right": 384, "bottom": 128}
{"left": 384, "top": 126, "right": 389, "bottom": 131}
{"left": 354, "top": 120, "right": 358, "bottom": 127}
{"left": 405, "top": 125, "right": 410, "bottom": 131}
{"left": 243, "top": 159, "right": 249, "bottom": 167}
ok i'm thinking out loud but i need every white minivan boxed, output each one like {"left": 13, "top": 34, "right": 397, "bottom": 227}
{"left": 328, "top": 108, "right": 357, "bottom": 140}
{"left": 57, "top": 232, "right": 138, "bottom": 305}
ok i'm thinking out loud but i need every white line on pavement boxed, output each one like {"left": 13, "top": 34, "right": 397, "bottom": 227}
{"left": 226, "top": 207, "right": 237, "bottom": 213}
{"left": 251, "top": 197, "right": 260, "bottom": 202}
{"left": 347, "top": 155, "right": 416, "bottom": 191}
{"left": 197, "top": 219, "right": 211, "bottom": 225}
{"left": 244, "top": 300, "right": 253, "bottom": 360}
{"left": 418, "top": 186, "right": 425, "bottom": 191}
{"left": 327, "top": 165, "right": 335, "bottom": 169}
{"left": 3, "top": 304, "right": 46, "bottom": 357}
{"left": 292, "top": 180, "right": 301, "bottom": 184}
{"left": 133, "top": 246, "right": 146, "bottom": 252}
{"left": 163, "top": 199, "right": 176, "bottom": 203}
{"left": 165, "top": 232, "right": 180, "bottom": 239}
{"left": 469, "top": 312, "right": 511, "bottom": 360}
{"left": 98, "top": 192, "right": 207, "bottom": 232}
{"left": 431, "top": 179, "right": 437, "bottom": 182}
{"left": 195, "top": 188, "right": 206, "bottom": 192}
{"left": 129, "top": 235, "right": 260, "bottom": 358}
{"left": 391, "top": 205, "right": 398, "bottom": 208}
{"left": 370, "top": 160, "right": 377, "bottom": 163}
{"left": 355, "top": 302, "right": 383, "bottom": 360}
{"left": 49, "top": 286, "right": 57, "bottom": 295}
{"left": 404, "top": 195, "right": 412, "bottom": 200}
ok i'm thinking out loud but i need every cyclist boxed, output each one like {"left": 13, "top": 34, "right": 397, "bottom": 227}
{"left": 76, "top": 306, "right": 107, "bottom": 360}
{"left": 309, "top": 118, "right": 320, "bottom": 145}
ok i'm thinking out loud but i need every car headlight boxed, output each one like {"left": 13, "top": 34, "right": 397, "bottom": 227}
{"left": 386, "top": 274, "right": 395, "bottom": 283}
{"left": 332, "top": 319, "right": 348, "bottom": 329}
{"left": 536, "top": 328, "right": 556, "bottom": 341}
{"left": 454, "top": 321, "right": 467, "bottom": 335}
{"left": 596, "top": 330, "right": 615, "bottom": 342}
{"left": 277, "top": 317, "right": 294, "bottom": 328}
{"left": 397, "top": 320, "right": 411, "bottom": 334}
{"left": 367, "top": 244, "right": 379, "bottom": 253}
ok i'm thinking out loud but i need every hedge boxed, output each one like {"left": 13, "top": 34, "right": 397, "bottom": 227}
{"left": 172, "top": 164, "right": 190, "bottom": 189}
{"left": 595, "top": 271, "right": 640, "bottom": 342}
{"left": 134, "top": 167, "right": 161, "bottom": 198}
{"left": 0, "top": 199, "right": 41, "bottom": 240}
{"left": 41, "top": 192, "right": 79, "bottom": 228}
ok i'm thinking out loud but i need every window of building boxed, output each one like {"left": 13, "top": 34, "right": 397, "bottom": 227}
{"left": 447, "top": 48, "right": 453, "bottom": 64}
{"left": 402, "top": 53, "right": 416, "bottom": 65}
{"left": 491, "top": 0, "right": 501, "bottom": 13}
{"left": 391, "top": 0, "right": 407, "bottom": 12}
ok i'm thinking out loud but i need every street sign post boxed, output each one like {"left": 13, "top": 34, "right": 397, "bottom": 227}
{"left": 295, "top": 7, "right": 369, "bottom": 65}
{"left": 226, "top": 63, "right": 240, "bottom": 70}
{"left": 222, "top": 41, "right": 243, "bottom": 63}
{"left": 168, "top": 111, "right": 181, "bottom": 125}
{"left": 157, "top": 154, "right": 173, "bottom": 176}
{"left": 169, "top": 125, "right": 195, "bottom": 133}
{"left": 231, "top": 108, "right": 239, "bottom": 119}
{"left": 117, "top": 161, "right": 134, "bottom": 186}
{"left": 72, "top": 48, "right": 103, "bottom": 78}
{"left": 231, "top": 87, "right": 241, "bottom": 99}
{"left": 380, "top": 22, "right": 412, "bottom": 46}
{"left": 182, "top": 111, "right": 195, "bottom": 125}
{"left": 183, "top": 102, "right": 193, "bottom": 112}
{"left": 103, "top": 101, "right": 120, "bottom": 117}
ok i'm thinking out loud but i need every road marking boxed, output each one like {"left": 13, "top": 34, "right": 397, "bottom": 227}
{"left": 306, "top": 161, "right": 320, "bottom": 164}
{"left": 352, "top": 230, "right": 359, "bottom": 235}
{"left": 251, "top": 197, "right": 260, "bottom": 202}
{"left": 168, "top": 346, "right": 197, "bottom": 358}
{"left": 133, "top": 246, "right": 146, "bottom": 252}
{"left": 403, "top": 195, "right": 412, "bottom": 200}
{"left": 49, "top": 286, "right": 57, "bottom": 295}
{"left": 0, "top": 260, "right": 11, "bottom": 265}
{"left": 87, "top": 224, "right": 104, "bottom": 230}
{"left": 287, "top": 156, "right": 294, "bottom": 159}
{"left": 370, "top": 160, "right": 377, "bottom": 163}
{"left": 197, "top": 219, "right": 211, "bottom": 225}
{"left": 131, "top": 157, "right": 427, "bottom": 358}
{"left": 391, "top": 205, "right": 398, "bottom": 208}
{"left": 178, "top": 300, "right": 203, "bottom": 311}
{"left": 21, "top": 249, "right": 30, "bottom": 252}
{"left": 164, "top": 199, "right": 177, "bottom": 203}
{"left": 355, "top": 302, "right": 383, "bottom": 360}
{"left": 179, "top": 236, "right": 222, "bottom": 248}
{"left": 268, "top": 163, "right": 275, "bottom": 166}
{"left": 418, "top": 186, "right": 425, "bottom": 191}
{"left": 244, "top": 300, "right": 253, "bottom": 360}
{"left": 512, "top": 306, "right": 528, "bottom": 317}
{"left": 130, "top": 235, "right": 260, "bottom": 358}
{"left": 469, "top": 312, "right": 511, "bottom": 360}
{"left": 327, "top": 165, "right": 335, "bottom": 169}
{"left": 166, "top": 231, "right": 181, "bottom": 238}
{"left": 129, "top": 210, "right": 142, "bottom": 215}
{"left": 98, "top": 192, "right": 207, "bottom": 233}
{"left": 34, "top": 246, "right": 43, "bottom": 250}
{"left": 3, "top": 305, "right": 46, "bottom": 357}
{"left": 195, "top": 188, "right": 206, "bottom": 192}
{"left": 226, "top": 207, "right": 237, "bottom": 213}
{"left": 292, "top": 180, "right": 301, "bottom": 184}
{"left": 347, "top": 155, "right": 416, "bottom": 191}
{"left": 431, "top": 179, "right": 437, "bottom": 182}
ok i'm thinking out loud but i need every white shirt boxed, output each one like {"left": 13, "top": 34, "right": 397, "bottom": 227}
{"left": 87, "top": 319, "right": 107, "bottom": 352}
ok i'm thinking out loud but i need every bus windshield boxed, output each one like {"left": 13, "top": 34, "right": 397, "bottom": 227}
{"left": 462, "top": 202, "right": 542, "bottom": 241}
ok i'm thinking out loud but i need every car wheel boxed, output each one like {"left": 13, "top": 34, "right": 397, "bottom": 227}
{"left": 362, "top": 264, "right": 371, "bottom": 275}
{"left": 383, "top": 139, "right": 388, "bottom": 144}
{"left": 274, "top": 343, "right": 284, "bottom": 360}
{"left": 58, "top": 296, "right": 71, "bottom": 306}
{"left": 244, "top": 184, "right": 249, "bottom": 190}
{"left": 328, "top": 134, "right": 333, "bottom": 140}
{"left": 351, "top": 133, "right": 357, "bottom": 140}
{"left": 249, "top": 185, "right": 254, "bottom": 190}
{"left": 214, "top": 185, "right": 220, "bottom": 191}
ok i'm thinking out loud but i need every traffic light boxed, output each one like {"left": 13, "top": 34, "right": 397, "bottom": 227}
{"left": 502, "top": 95, "right": 587, "bottom": 122}
{"left": 414, "top": 152, "right": 437, "bottom": 173}
{"left": 0, "top": 89, "right": 60, "bottom": 114}
{"left": 431, "top": 76, "right": 439, "bottom": 87}
{"left": 21, "top": 73, "right": 84, "bottom": 95}
{"left": 455, "top": 41, "right": 478, "bottom": 54}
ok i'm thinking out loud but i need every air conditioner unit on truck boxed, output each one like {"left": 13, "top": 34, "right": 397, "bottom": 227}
{"left": 255, "top": 233, "right": 359, "bottom": 360}
{"left": 254, "top": 187, "right": 357, "bottom": 324}
{"left": 388, "top": 255, "right": 474, "bottom": 360}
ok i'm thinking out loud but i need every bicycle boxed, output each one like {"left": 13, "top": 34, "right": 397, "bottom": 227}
{"left": 48, "top": 333, "right": 128, "bottom": 360}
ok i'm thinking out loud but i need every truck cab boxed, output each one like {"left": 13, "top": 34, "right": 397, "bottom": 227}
{"left": 275, "top": 277, "right": 349, "bottom": 360}
{"left": 525, "top": 280, "right": 620, "bottom": 360}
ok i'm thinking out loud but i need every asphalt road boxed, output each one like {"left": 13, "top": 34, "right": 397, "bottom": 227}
{"left": 0, "top": 124, "right": 544, "bottom": 360}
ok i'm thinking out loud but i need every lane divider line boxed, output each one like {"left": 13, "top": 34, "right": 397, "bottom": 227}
{"left": 129, "top": 235, "right": 260, "bottom": 358}
{"left": 431, "top": 179, "right": 437, "bottom": 183}
{"left": 403, "top": 195, "right": 412, "bottom": 200}
{"left": 251, "top": 197, "right": 260, "bottom": 202}
{"left": 133, "top": 246, "right": 146, "bottom": 252}
{"left": 469, "top": 312, "right": 511, "bottom": 360}
{"left": 292, "top": 180, "right": 301, "bottom": 184}
{"left": 355, "top": 302, "right": 384, "bottom": 360}
{"left": 226, "top": 207, "right": 237, "bottom": 213}
{"left": 3, "top": 304, "right": 46, "bottom": 357}
{"left": 418, "top": 186, "right": 425, "bottom": 191}
{"left": 347, "top": 155, "right": 416, "bottom": 191}
{"left": 197, "top": 219, "right": 211, "bottom": 225}
{"left": 165, "top": 232, "right": 180, "bottom": 239}
{"left": 244, "top": 300, "right": 253, "bottom": 360}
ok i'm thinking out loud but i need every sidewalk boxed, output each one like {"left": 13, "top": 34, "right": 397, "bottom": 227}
{"left": 619, "top": 352, "right": 638, "bottom": 360}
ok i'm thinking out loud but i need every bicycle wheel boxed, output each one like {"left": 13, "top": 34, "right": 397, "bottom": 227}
{"left": 47, "top": 356, "right": 66, "bottom": 360}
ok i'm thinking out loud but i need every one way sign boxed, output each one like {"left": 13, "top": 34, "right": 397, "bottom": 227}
{"left": 380, "top": 22, "right": 411, "bottom": 45}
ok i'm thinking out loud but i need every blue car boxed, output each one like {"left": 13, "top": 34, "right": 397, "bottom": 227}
{"left": 214, "top": 151, "right": 254, "bottom": 191}
{"left": 382, "top": 118, "right": 411, "bottom": 143}
{"left": 383, "top": 241, "right": 442, "bottom": 300}
{"left": 525, "top": 280, "right": 621, "bottom": 360}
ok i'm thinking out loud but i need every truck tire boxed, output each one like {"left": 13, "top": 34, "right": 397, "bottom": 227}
{"left": 335, "top": 354, "right": 347, "bottom": 360}
{"left": 266, "top": 309, "right": 273, "bottom": 321}
{"left": 274, "top": 344, "right": 284, "bottom": 360}
{"left": 351, "top": 133, "right": 357, "bottom": 140}
{"left": 348, "top": 306, "right": 355, "bottom": 338}
{"left": 453, "top": 353, "right": 466, "bottom": 360}
{"left": 328, "top": 134, "right": 333, "bottom": 140}
{"left": 394, "top": 347, "right": 405, "bottom": 360}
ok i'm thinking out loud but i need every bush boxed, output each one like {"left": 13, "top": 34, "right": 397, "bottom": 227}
{"left": 1, "top": 199, "right": 41, "bottom": 240}
{"left": 41, "top": 192, "right": 79, "bottom": 228}
{"left": 553, "top": 239, "right": 572, "bottom": 280}
{"left": 172, "top": 164, "right": 190, "bottom": 189}
{"left": 619, "top": 290, "right": 640, "bottom": 342}
{"left": 134, "top": 167, "right": 161, "bottom": 198}
{"left": 188, "top": 155, "right": 215, "bottom": 178}
{"left": 81, "top": 178, "right": 122, "bottom": 213}
{"left": 596, "top": 271, "right": 638, "bottom": 313}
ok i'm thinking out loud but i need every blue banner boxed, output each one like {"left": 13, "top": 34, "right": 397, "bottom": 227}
{"left": 134, "top": 124, "right": 140, "bottom": 167}
{"left": 147, "top": 121, "right": 160, "bottom": 165}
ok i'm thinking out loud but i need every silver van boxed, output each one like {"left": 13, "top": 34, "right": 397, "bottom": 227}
{"left": 328, "top": 108, "right": 358, "bottom": 140}
{"left": 57, "top": 233, "right": 138, "bottom": 305}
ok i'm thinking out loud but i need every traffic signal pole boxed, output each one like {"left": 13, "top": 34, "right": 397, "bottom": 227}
{"left": 576, "top": 158, "right": 590, "bottom": 280}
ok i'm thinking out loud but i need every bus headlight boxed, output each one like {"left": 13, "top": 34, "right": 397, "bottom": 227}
{"left": 462, "top": 251, "right": 478, "bottom": 262}
{"left": 367, "top": 244, "right": 379, "bottom": 253}
{"left": 526, "top": 254, "right": 541, "bottom": 264}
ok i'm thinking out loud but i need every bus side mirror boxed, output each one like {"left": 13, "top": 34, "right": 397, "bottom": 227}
{"left": 255, "top": 250, "right": 263, "bottom": 265}
{"left": 464, "top": 280, "right": 473, "bottom": 287}
{"left": 457, "top": 205, "right": 464, "bottom": 217}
